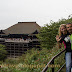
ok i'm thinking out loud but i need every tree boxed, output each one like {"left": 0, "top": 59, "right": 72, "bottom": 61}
{"left": 37, "top": 15, "right": 72, "bottom": 49}
{"left": 0, "top": 44, "right": 7, "bottom": 61}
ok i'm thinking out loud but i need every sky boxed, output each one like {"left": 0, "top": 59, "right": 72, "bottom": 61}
{"left": 0, "top": 0, "right": 72, "bottom": 30}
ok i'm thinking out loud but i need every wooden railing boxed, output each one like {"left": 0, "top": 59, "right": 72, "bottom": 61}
{"left": 42, "top": 49, "right": 66, "bottom": 72}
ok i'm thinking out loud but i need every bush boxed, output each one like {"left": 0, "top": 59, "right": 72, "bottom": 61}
{"left": 0, "top": 44, "right": 7, "bottom": 61}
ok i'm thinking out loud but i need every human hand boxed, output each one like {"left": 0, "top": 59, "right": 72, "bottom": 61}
{"left": 56, "top": 35, "right": 62, "bottom": 42}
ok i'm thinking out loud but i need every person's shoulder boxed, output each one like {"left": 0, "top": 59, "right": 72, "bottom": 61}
{"left": 60, "top": 34, "right": 64, "bottom": 38}
{"left": 59, "top": 34, "right": 64, "bottom": 43}
{"left": 67, "top": 32, "right": 70, "bottom": 35}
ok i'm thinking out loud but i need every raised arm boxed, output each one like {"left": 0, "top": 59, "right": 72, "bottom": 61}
{"left": 56, "top": 35, "right": 62, "bottom": 49}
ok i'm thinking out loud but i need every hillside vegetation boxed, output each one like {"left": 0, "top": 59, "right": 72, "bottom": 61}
{"left": 0, "top": 15, "right": 72, "bottom": 72}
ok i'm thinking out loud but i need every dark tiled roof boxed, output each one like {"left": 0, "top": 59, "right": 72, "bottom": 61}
{"left": 4, "top": 22, "right": 41, "bottom": 34}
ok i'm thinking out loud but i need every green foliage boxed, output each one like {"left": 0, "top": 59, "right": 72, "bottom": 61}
{"left": 5, "top": 58, "right": 19, "bottom": 64}
{"left": 37, "top": 15, "right": 72, "bottom": 49}
{"left": 0, "top": 45, "right": 65, "bottom": 72}
{"left": 1, "top": 15, "right": 72, "bottom": 71}
{"left": 0, "top": 44, "right": 7, "bottom": 61}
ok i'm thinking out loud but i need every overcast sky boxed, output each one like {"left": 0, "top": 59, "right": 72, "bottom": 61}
{"left": 0, "top": 0, "right": 72, "bottom": 30}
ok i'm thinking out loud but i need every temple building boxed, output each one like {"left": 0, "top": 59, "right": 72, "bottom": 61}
{"left": 0, "top": 22, "right": 41, "bottom": 58}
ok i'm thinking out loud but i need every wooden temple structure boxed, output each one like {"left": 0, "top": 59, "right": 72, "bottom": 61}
{"left": 0, "top": 22, "right": 41, "bottom": 58}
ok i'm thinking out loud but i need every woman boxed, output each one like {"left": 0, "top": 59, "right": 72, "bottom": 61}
{"left": 56, "top": 24, "right": 71, "bottom": 72}
{"left": 56, "top": 24, "right": 67, "bottom": 48}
